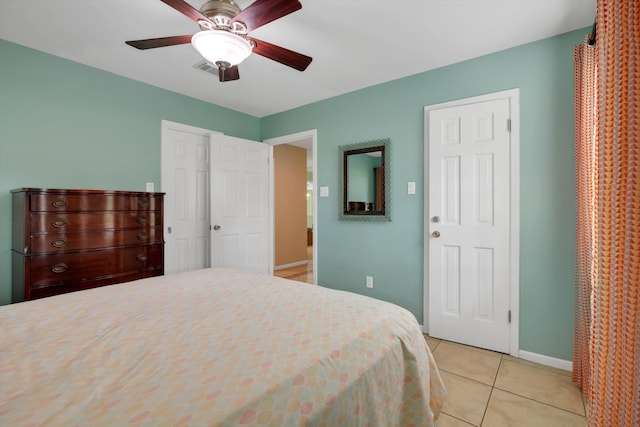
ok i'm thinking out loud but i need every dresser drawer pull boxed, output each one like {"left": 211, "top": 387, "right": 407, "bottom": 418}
{"left": 137, "top": 232, "right": 148, "bottom": 241}
{"left": 51, "top": 263, "right": 68, "bottom": 273}
{"left": 137, "top": 216, "right": 148, "bottom": 225}
{"left": 51, "top": 200, "right": 69, "bottom": 208}
{"left": 138, "top": 200, "right": 149, "bottom": 209}
{"left": 51, "top": 238, "right": 68, "bottom": 248}
{"left": 51, "top": 218, "right": 68, "bottom": 228}
{"left": 136, "top": 254, "right": 148, "bottom": 262}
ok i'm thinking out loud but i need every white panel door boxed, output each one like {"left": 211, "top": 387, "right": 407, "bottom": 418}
{"left": 162, "top": 124, "right": 213, "bottom": 274}
{"left": 210, "top": 134, "right": 270, "bottom": 274}
{"left": 428, "top": 98, "right": 511, "bottom": 353}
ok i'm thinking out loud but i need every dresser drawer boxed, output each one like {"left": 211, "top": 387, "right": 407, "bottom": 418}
{"left": 30, "top": 212, "right": 162, "bottom": 233}
{"left": 30, "top": 193, "right": 162, "bottom": 212}
{"left": 27, "top": 269, "right": 164, "bottom": 300}
{"left": 29, "top": 228, "right": 163, "bottom": 254}
{"left": 28, "top": 245, "right": 163, "bottom": 288}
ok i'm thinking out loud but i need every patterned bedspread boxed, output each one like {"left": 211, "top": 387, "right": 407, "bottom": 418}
{"left": 0, "top": 268, "right": 446, "bottom": 426}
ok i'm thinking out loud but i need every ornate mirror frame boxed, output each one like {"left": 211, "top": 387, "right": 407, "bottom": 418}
{"left": 339, "top": 138, "right": 391, "bottom": 222}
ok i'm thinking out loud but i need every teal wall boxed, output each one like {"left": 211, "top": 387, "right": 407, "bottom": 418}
{"left": 262, "top": 28, "right": 586, "bottom": 361}
{"left": 1, "top": 27, "right": 585, "bottom": 361}
{"left": 0, "top": 39, "right": 260, "bottom": 305}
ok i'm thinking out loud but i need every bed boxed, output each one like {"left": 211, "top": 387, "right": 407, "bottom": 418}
{"left": 0, "top": 268, "right": 446, "bottom": 426}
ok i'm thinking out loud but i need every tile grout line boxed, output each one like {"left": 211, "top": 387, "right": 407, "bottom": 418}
{"left": 436, "top": 368, "right": 493, "bottom": 426}
{"left": 496, "top": 357, "right": 586, "bottom": 417}
{"left": 479, "top": 387, "right": 496, "bottom": 427}
{"left": 436, "top": 368, "right": 495, "bottom": 388}
{"left": 490, "top": 386, "right": 588, "bottom": 418}
{"left": 440, "top": 412, "right": 477, "bottom": 427}
{"left": 477, "top": 355, "right": 505, "bottom": 426}
{"left": 430, "top": 342, "right": 587, "bottom": 425}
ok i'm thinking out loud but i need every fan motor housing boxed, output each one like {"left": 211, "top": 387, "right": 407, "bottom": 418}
{"left": 199, "top": 0, "right": 241, "bottom": 20}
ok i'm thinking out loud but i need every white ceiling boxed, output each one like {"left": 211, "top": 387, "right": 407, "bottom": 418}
{"left": 0, "top": 0, "right": 594, "bottom": 118}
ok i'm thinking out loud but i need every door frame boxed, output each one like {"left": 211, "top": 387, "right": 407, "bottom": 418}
{"left": 263, "top": 129, "right": 318, "bottom": 285}
{"left": 422, "top": 89, "right": 520, "bottom": 356}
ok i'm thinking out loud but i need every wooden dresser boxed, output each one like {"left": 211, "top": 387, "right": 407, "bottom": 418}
{"left": 11, "top": 188, "right": 165, "bottom": 302}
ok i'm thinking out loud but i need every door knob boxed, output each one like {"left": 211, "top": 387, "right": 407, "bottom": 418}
{"left": 432, "top": 230, "right": 440, "bottom": 238}
{"left": 213, "top": 225, "right": 221, "bottom": 231}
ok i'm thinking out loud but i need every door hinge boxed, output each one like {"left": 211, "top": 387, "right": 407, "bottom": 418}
{"left": 507, "top": 118, "right": 512, "bottom": 132}
{"left": 167, "top": 226, "right": 172, "bottom": 234}
{"left": 508, "top": 310, "right": 511, "bottom": 323}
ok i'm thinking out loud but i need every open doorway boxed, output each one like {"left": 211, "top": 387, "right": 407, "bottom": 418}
{"left": 264, "top": 130, "right": 317, "bottom": 285}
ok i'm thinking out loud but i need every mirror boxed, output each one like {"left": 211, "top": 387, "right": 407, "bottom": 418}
{"left": 339, "top": 138, "right": 391, "bottom": 221}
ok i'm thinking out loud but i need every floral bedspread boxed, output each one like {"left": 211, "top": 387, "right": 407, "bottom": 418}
{"left": 0, "top": 268, "right": 446, "bottom": 426}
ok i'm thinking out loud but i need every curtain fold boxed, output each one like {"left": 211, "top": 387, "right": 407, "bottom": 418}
{"left": 572, "top": 35, "right": 597, "bottom": 395}
{"left": 574, "top": 1, "right": 639, "bottom": 426}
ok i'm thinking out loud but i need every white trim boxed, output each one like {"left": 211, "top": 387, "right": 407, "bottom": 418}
{"left": 263, "top": 130, "right": 318, "bottom": 285}
{"left": 422, "top": 320, "right": 571, "bottom": 372}
{"left": 161, "top": 119, "right": 223, "bottom": 139}
{"left": 274, "top": 260, "right": 309, "bottom": 270}
{"left": 507, "top": 90, "right": 521, "bottom": 358}
{"left": 268, "top": 144, "right": 275, "bottom": 275}
{"left": 518, "top": 350, "right": 573, "bottom": 372}
{"left": 423, "top": 88, "right": 520, "bottom": 357}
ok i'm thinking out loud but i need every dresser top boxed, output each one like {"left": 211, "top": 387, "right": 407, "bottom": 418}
{"left": 11, "top": 188, "right": 165, "bottom": 196}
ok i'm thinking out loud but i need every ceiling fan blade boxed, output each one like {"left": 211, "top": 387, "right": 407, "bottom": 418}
{"left": 232, "top": 0, "right": 301, "bottom": 32}
{"left": 125, "top": 35, "right": 193, "bottom": 50}
{"left": 250, "top": 38, "right": 312, "bottom": 71}
{"left": 160, "top": 0, "right": 212, "bottom": 23}
{"left": 219, "top": 65, "right": 240, "bottom": 82}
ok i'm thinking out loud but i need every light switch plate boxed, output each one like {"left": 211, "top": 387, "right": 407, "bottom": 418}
{"left": 320, "top": 186, "right": 329, "bottom": 197}
{"left": 408, "top": 181, "right": 416, "bottom": 195}
{"left": 146, "top": 182, "right": 154, "bottom": 192}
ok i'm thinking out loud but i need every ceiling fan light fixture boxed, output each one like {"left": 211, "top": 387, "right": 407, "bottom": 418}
{"left": 191, "top": 30, "right": 252, "bottom": 66}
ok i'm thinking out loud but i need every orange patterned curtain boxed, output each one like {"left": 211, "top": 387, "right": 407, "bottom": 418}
{"left": 573, "top": 34, "right": 596, "bottom": 395}
{"left": 574, "top": 0, "right": 640, "bottom": 426}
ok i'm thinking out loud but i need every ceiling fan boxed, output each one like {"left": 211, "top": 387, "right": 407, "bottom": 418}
{"left": 125, "top": 0, "right": 312, "bottom": 82}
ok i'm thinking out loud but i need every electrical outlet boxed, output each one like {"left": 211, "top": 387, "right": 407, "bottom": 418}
{"left": 366, "top": 276, "right": 373, "bottom": 288}
{"left": 146, "top": 182, "right": 154, "bottom": 192}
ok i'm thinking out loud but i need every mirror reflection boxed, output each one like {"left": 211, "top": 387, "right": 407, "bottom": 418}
{"left": 346, "top": 151, "right": 383, "bottom": 213}
{"left": 340, "top": 138, "right": 390, "bottom": 221}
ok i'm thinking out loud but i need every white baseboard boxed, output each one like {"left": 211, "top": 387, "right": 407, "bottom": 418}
{"left": 517, "top": 350, "right": 573, "bottom": 372}
{"left": 274, "top": 260, "right": 308, "bottom": 270}
{"left": 420, "top": 324, "right": 572, "bottom": 373}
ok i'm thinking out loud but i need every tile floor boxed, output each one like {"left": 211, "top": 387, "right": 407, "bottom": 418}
{"left": 424, "top": 335, "right": 587, "bottom": 427}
